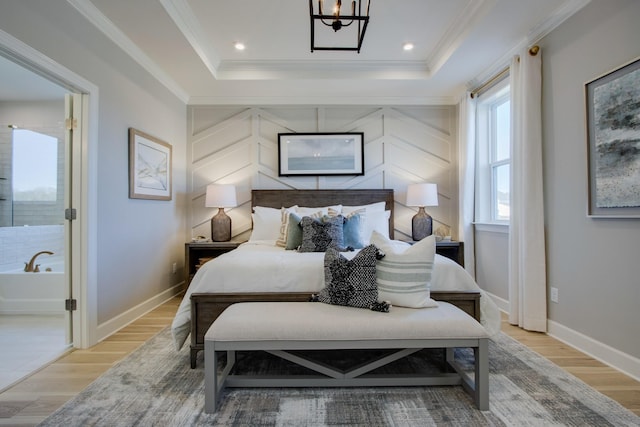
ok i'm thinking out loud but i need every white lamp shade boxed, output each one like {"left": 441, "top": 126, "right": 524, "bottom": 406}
{"left": 406, "top": 183, "right": 438, "bottom": 207}
{"left": 205, "top": 184, "right": 237, "bottom": 208}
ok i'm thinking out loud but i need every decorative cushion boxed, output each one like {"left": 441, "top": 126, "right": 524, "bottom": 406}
{"left": 317, "top": 245, "right": 380, "bottom": 309}
{"left": 275, "top": 207, "right": 298, "bottom": 248}
{"left": 330, "top": 206, "right": 389, "bottom": 245}
{"left": 298, "top": 215, "right": 345, "bottom": 252}
{"left": 370, "top": 231, "right": 439, "bottom": 308}
{"left": 342, "top": 210, "right": 367, "bottom": 249}
{"left": 284, "top": 211, "right": 322, "bottom": 250}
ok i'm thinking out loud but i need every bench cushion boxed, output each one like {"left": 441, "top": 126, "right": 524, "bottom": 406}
{"left": 206, "top": 301, "right": 489, "bottom": 343}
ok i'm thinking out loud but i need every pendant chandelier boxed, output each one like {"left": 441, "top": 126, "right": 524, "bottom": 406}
{"left": 309, "top": 0, "right": 371, "bottom": 53}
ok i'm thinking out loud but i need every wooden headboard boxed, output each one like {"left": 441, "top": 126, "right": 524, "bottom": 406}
{"left": 252, "top": 189, "right": 394, "bottom": 239}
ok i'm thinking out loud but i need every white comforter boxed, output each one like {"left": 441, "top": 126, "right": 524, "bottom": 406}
{"left": 171, "top": 241, "right": 501, "bottom": 350}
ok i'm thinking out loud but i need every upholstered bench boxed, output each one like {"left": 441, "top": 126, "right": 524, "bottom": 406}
{"left": 204, "top": 301, "right": 489, "bottom": 413}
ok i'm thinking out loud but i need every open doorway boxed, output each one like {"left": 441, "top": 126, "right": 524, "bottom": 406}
{"left": 0, "top": 55, "right": 72, "bottom": 391}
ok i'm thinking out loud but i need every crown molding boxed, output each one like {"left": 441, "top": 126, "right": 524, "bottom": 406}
{"left": 427, "top": 0, "right": 497, "bottom": 76}
{"left": 465, "top": 0, "right": 591, "bottom": 91}
{"left": 187, "top": 94, "right": 457, "bottom": 106}
{"left": 216, "top": 60, "right": 431, "bottom": 80}
{"left": 159, "top": 0, "right": 220, "bottom": 79}
{"left": 66, "top": 0, "right": 189, "bottom": 103}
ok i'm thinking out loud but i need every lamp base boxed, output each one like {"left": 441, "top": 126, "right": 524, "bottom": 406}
{"left": 211, "top": 208, "right": 232, "bottom": 242}
{"left": 412, "top": 207, "right": 433, "bottom": 241}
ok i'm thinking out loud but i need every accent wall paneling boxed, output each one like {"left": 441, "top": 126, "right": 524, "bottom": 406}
{"left": 187, "top": 106, "right": 458, "bottom": 241}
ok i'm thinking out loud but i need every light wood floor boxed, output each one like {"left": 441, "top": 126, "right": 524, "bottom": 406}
{"left": 0, "top": 297, "right": 638, "bottom": 425}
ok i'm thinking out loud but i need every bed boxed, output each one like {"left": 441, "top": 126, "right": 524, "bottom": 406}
{"left": 171, "top": 189, "right": 501, "bottom": 368}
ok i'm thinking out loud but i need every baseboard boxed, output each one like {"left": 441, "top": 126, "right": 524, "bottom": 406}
{"left": 483, "top": 290, "right": 508, "bottom": 313}
{"left": 547, "top": 320, "right": 640, "bottom": 383}
{"left": 96, "top": 283, "right": 184, "bottom": 343}
{"left": 482, "top": 291, "right": 640, "bottom": 383}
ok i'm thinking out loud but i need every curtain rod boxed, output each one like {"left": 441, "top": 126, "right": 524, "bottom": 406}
{"left": 470, "top": 45, "right": 539, "bottom": 99}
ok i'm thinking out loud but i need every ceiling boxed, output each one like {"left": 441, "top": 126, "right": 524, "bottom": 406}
{"left": 2, "top": 0, "right": 590, "bottom": 105}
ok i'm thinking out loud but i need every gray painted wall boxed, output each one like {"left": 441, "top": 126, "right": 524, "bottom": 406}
{"left": 541, "top": 0, "right": 640, "bottom": 359}
{"left": 475, "top": 0, "right": 640, "bottom": 365}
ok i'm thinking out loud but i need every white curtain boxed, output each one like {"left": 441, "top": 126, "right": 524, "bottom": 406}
{"left": 508, "top": 47, "right": 547, "bottom": 331}
{"left": 458, "top": 92, "right": 476, "bottom": 278}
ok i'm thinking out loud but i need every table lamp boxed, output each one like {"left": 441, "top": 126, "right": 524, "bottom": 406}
{"left": 205, "top": 184, "right": 237, "bottom": 242}
{"left": 406, "top": 183, "right": 438, "bottom": 241}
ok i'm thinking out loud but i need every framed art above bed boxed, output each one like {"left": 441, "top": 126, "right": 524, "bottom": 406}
{"left": 278, "top": 132, "right": 364, "bottom": 176}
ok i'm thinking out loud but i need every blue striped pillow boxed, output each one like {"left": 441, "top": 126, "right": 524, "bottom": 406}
{"left": 370, "top": 231, "right": 438, "bottom": 308}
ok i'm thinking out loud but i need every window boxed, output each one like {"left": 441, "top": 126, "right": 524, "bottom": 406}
{"left": 476, "top": 80, "right": 510, "bottom": 223}
{"left": 12, "top": 129, "right": 58, "bottom": 201}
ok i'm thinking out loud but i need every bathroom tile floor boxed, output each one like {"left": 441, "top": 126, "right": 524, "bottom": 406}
{"left": 0, "top": 315, "right": 68, "bottom": 393}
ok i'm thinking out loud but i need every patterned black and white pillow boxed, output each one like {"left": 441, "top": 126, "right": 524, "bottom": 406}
{"left": 298, "top": 215, "right": 345, "bottom": 252}
{"left": 316, "top": 244, "right": 380, "bottom": 309}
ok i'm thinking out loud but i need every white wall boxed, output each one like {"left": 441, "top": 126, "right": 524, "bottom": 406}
{"left": 186, "top": 106, "right": 459, "bottom": 241}
{"left": 541, "top": 0, "right": 640, "bottom": 362}
{"left": 0, "top": 1, "right": 188, "bottom": 336}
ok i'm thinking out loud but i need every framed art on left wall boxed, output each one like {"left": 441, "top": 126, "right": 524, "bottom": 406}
{"left": 128, "top": 128, "right": 172, "bottom": 200}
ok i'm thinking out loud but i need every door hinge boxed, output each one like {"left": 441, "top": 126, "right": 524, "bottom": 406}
{"left": 65, "top": 298, "right": 77, "bottom": 311}
{"left": 65, "top": 117, "right": 77, "bottom": 130}
{"left": 65, "top": 208, "right": 77, "bottom": 220}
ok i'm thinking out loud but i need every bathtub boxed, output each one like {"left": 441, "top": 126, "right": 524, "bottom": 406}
{"left": 0, "top": 258, "right": 66, "bottom": 315}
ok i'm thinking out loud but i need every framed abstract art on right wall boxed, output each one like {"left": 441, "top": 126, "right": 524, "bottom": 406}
{"left": 585, "top": 57, "right": 640, "bottom": 217}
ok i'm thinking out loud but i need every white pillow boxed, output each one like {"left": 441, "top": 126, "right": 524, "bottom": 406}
{"left": 370, "top": 231, "right": 439, "bottom": 308}
{"left": 362, "top": 210, "right": 391, "bottom": 243}
{"left": 342, "top": 201, "right": 386, "bottom": 215}
{"left": 297, "top": 205, "right": 342, "bottom": 216}
{"left": 249, "top": 206, "right": 291, "bottom": 242}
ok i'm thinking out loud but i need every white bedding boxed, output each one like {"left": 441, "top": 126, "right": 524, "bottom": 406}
{"left": 171, "top": 241, "right": 501, "bottom": 350}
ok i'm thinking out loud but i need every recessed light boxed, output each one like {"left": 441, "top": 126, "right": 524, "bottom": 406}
{"left": 234, "top": 42, "right": 245, "bottom": 51}
{"left": 403, "top": 42, "right": 414, "bottom": 51}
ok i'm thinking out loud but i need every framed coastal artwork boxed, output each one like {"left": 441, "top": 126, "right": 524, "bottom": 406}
{"left": 585, "top": 57, "right": 640, "bottom": 217}
{"left": 128, "top": 128, "right": 172, "bottom": 200}
{"left": 277, "top": 132, "right": 364, "bottom": 176}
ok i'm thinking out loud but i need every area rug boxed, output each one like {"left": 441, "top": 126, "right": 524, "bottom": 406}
{"left": 39, "top": 327, "right": 639, "bottom": 426}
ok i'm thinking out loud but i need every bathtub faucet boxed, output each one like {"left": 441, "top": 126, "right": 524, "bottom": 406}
{"left": 24, "top": 251, "right": 54, "bottom": 272}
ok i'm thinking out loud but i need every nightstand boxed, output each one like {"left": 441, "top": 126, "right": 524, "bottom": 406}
{"left": 435, "top": 241, "right": 464, "bottom": 267}
{"left": 404, "top": 240, "right": 465, "bottom": 267}
{"left": 185, "top": 241, "right": 245, "bottom": 285}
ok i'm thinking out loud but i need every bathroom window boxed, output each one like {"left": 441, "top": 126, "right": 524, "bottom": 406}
{"left": 12, "top": 129, "right": 58, "bottom": 201}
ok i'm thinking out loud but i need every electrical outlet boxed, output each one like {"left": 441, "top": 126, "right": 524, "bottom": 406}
{"left": 550, "top": 287, "right": 558, "bottom": 303}
{"left": 172, "top": 262, "right": 177, "bottom": 274}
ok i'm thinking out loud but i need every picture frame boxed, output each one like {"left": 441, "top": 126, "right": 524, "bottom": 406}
{"left": 128, "top": 128, "right": 172, "bottom": 200}
{"left": 278, "top": 132, "right": 364, "bottom": 176}
{"left": 585, "top": 57, "right": 640, "bottom": 217}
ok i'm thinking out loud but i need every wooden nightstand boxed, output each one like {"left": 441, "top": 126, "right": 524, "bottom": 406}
{"left": 185, "top": 241, "right": 245, "bottom": 285}
{"left": 404, "top": 240, "right": 465, "bottom": 267}
{"left": 435, "top": 241, "right": 464, "bottom": 267}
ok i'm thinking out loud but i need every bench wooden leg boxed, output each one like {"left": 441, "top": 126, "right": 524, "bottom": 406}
{"left": 475, "top": 339, "right": 489, "bottom": 410}
{"left": 445, "top": 339, "right": 489, "bottom": 410}
{"left": 205, "top": 343, "right": 236, "bottom": 413}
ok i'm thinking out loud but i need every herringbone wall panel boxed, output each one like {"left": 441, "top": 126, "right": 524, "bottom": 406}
{"left": 187, "top": 106, "right": 458, "bottom": 241}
